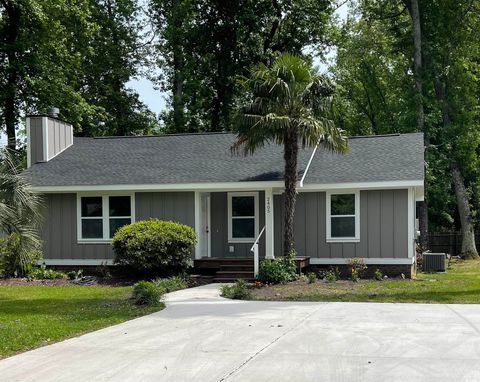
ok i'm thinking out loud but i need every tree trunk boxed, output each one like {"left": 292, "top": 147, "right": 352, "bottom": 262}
{"left": 283, "top": 128, "right": 298, "bottom": 256}
{"left": 404, "top": 0, "right": 428, "bottom": 248}
{"left": 451, "top": 162, "right": 478, "bottom": 259}
{"left": 2, "top": 0, "right": 21, "bottom": 150}
{"left": 171, "top": 1, "right": 185, "bottom": 132}
{"left": 434, "top": 78, "right": 478, "bottom": 259}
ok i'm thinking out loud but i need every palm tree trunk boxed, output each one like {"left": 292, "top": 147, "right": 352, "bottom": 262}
{"left": 283, "top": 128, "right": 298, "bottom": 256}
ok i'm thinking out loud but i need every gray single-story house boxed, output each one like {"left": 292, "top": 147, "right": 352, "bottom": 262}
{"left": 23, "top": 113, "right": 424, "bottom": 278}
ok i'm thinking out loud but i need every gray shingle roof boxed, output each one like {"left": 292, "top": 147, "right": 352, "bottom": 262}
{"left": 23, "top": 133, "right": 314, "bottom": 186}
{"left": 23, "top": 132, "right": 424, "bottom": 187}
{"left": 305, "top": 133, "right": 424, "bottom": 184}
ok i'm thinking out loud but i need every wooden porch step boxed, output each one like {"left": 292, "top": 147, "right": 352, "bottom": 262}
{"left": 219, "top": 264, "right": 254, "bottom": 271}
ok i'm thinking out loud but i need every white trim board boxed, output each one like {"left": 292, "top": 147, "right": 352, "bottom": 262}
{"left": 301, "top": 180, "right": 424, "bottom": 191}
{"left": 309, "top": 258, "right": 415, "bottom": 265}
{"left": 31, "top": 180, "right": 424, "bottom": 193}
{"left": 40, "top": 259, "right": 114, "bottom": 266}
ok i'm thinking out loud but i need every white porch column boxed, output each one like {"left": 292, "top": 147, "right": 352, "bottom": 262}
{"left": 265, "top": 188, "right": 275, "bottom": 259}
{"left": 194, "top": 191, "right": 202, "bottom": 259}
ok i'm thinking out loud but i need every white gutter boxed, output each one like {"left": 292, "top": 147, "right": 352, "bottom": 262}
{"left": 299, "top": 144, "right": 318, "bottom": 188}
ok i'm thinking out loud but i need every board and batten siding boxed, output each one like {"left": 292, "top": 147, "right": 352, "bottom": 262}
{"left": 210, "top": 191, "right": 265, "bottom": 258}
{"left": 41, "top": 192, "right": 195, "bottom": 261}
{"left": 274, "top": 189, "right": 409, "bottom": 259}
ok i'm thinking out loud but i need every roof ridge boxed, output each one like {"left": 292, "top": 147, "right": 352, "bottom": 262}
{"left": 349, "top": 132, "right": 422, "bottom": 139}
{"left": 92, "top": 131, "right": 232, "bottom": 139}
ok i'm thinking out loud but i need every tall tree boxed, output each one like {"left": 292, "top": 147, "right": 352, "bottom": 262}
{"left": 333, "top": 0, "right": 480, "bottom": 258}
{"left": 149, "top": 0, "right": 335, "bottom": 133}
{"left": 0, "top": 0, "right": 157, "bottom": 149}
{"left": 234, "top": 53, "right": 348, "bottom": 255}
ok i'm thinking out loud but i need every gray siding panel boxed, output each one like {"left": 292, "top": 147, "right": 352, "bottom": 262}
{"left": 210, "top": 191, "right": 265, "bottom": 258}
{"left": 273, "top": 189, "right": 409, "bottom": 259}
{"left": 41, "top": 194, "right": 113, "bottom": 261}
{"left": 41, "top": 192, "right": 195, "bottom": 262}
{"left": 135, "top": 192, "right": 195, "bottom": 228}
{"left": 30, "top": 117, "right": 44, "bottom": 164}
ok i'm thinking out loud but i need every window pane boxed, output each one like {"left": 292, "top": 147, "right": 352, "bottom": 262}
{"left": 331, "top": 216, "right": 355, "bottom": 238}
{"left": 81, "top": 197, "right": 102, "bottom": 217}
{"left": 81, "top": 219, "right": 103, "bottom": 239}
{"left": 232, "top": 196, "right": 255, "bottom": 217}
{"left": 109, "top": 196, "right": 131, "bottom": 217}
{"left": 331, "top": 194, "right": 355, "bottom": 215}
{"left": 109, "top": 218, "right": 131, "bottom": 238}
{"left": 232, "top": 218, "right": 255, "bottom": 238}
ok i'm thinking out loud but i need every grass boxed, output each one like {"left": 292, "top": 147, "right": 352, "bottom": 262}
{"left": 250, "top": 259, "right": 480, "bottom": 304}
{"left": 0, "top": 285, "right": 163, "bottom": 358}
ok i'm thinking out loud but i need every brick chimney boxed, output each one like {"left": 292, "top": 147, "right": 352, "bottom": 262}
{"left": 26, "top": 108, "right": 73, "bottom": 168}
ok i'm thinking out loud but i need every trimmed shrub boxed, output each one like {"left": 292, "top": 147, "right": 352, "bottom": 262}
{"left": 0, "top": 233, "right": 42, "bottom": 277}
{"left": 221, "top": 279, "right": 251, "bottom": 300}
{"left": 258, "top": 250, "right": 298, "bottom": 284}
{"left": 112, "top": 219, "right": 196, "bottom": 276}
{"left": 132, "top": 281, "right": 164, "bottom": 305}
{"left": 154, "top": 276, "right": 188, "bottom": 293}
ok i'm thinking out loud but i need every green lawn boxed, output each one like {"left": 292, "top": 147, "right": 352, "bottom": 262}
{"left": 0, "top": 285, "right": 163, "bottom": 358}
{"left": 250, "top": 259, "right": 480, "bottom": 304}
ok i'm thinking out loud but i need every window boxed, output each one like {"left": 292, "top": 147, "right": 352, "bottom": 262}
{"left": 326, "top": 191, "right": 360, "bottom": 242}
{"left": 228, "top": 192, "right": 259, "bottom": 242}
{"left": 78, "top": 194, "right": 134, "bottom": 241}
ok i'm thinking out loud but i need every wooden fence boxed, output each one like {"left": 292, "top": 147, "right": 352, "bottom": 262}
{"left": 427, "top": 232, "right": 480, "bottom": 255}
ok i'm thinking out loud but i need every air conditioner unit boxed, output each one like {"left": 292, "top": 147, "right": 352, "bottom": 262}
{"left": 422, "top": 253, "right": 446, "bottom": 272}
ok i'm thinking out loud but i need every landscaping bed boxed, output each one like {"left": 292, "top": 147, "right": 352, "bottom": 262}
{"left": 0, "top": 284, "right": 164, "bottom": 358}
{"left": 247, "top": 259, "right": 480, "bottom": 304}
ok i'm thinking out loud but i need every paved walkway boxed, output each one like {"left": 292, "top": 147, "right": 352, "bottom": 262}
{"left": 1, "top": 284, "right": 480, "bottom": 381}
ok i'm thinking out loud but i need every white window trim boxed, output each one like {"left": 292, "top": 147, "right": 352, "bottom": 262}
{"left": 326, "top": 190, "right": 360, "bottom": 243}
{"left": 77, "top": 192, "right": 135, "bottom": 243}
{"left": 228, "top": 192, "right": 259, "bottom": 243}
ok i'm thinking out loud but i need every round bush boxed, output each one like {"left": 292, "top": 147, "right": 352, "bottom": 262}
{"left": 112, "top": 219, "right": 197, "bottom": 276}
{"left": 132, "top": 281, "right": 164, "bottom": 305}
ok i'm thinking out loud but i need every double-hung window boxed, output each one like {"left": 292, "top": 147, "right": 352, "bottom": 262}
{"left": 326, "top": 191, "right": 360, "bottom": 242}
{"left": 228, "top": 192, "right": 259, "bottom": 242}
{"left": 78, "top": 194, "right": 134, "bottom": 241}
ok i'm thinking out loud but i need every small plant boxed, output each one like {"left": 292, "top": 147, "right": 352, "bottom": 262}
{"left": 28, "top": 265, "right": 66, "bottom": 280}
{"left": 154, "top": 276, "right": 188, "bottom": 293}
{"left": 221, "top": 279, "right": 251, "bottom": 300}
{"left": 132, "top": 281, "right": 164, "bottom": 305}
{"left": 67, "top": 269, "right": 83, "bottom": 280}
{"left": 324, "top": 269, "right": 338, "bottom": 283}
{"left": 374, "top": 269, "right": 383, "bottom": 281}
{"left": 96, "top": 262, "right": 111, "bottom": 279}
{"left": 307, "top": 272, "right": 317, "bottom": 284}
{"left": 258, "top": 250, "right": 298, "bottom": 284}
{"left": 347, "top": 258, "right": 367, "bottom": 282}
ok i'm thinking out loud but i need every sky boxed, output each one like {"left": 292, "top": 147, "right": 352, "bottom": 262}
{"left": 0, "top": 2, "right": 349, "bottom": 147}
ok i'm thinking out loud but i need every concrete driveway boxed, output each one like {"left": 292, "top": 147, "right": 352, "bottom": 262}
{"left": 2, "top": 284, "right": 480, "bottom": 381}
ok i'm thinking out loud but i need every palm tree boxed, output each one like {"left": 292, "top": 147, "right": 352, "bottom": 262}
{"left": 0, "top": 149, "right": 42, "bottom": 274}
{"left": 234, "top": 53, "right": 348, "bottom": 256}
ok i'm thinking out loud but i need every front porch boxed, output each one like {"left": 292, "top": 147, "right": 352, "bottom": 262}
{"left": 193, "top": 257, "right": 311, "bottom": 282}
{"left": 194, "top": 189, "right": 276, "bottom": 260}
